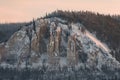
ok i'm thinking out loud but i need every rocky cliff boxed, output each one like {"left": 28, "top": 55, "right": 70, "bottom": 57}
{"left": 0, "top": 17, "right": 120, "bottom": 79}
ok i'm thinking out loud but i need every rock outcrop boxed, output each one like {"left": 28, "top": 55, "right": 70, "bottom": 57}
{"left": 0, "top": 17, "right": 119, "bottom": 71}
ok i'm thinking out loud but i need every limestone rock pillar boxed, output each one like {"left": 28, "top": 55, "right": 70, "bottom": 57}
{"left": 67, "top": 34, "right": 78, "bottom": 66}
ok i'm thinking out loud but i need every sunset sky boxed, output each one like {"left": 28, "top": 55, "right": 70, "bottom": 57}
{"left": 0, "top": 0, "right": 120, "bottom": 23}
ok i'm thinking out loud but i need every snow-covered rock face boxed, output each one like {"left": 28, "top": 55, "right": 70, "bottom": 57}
{"left": 0, "top": 17, "right": 120, "bottom": 70}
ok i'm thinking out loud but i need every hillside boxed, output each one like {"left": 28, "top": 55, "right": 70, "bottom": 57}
{"left": 0, "top": 23, "right": 27, "bottom": 43}
{"left": 45, "top": 10, "right": 120, "bottom": 62}
{"left": 0, "top": 14, "right": 120, "bottom": 79}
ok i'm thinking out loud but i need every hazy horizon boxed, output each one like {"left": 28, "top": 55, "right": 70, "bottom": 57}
{"left": 0, "top": 0, "right": 120, "bottom": 23}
